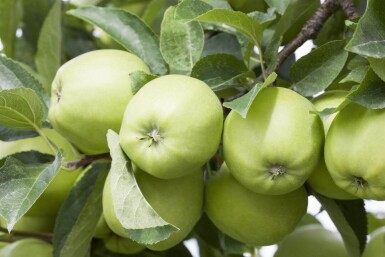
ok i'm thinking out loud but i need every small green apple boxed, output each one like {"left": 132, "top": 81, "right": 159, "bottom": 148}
{"left": 1, "top": 215, "right": 55, "bottom": 233}
{"left": 307, "top": 90, "right": 357, "bottom": 200}
{"left": 93, "top": 215, "right": 112, "bottom": 239}
{"left": 104, "top": 233, "right": 145, "bottom": 255}
{"left": 274, "top": 224, "right": 348, "bottom": 257}
{"left": 119, "top": 74, "right": 223, "bottom": 179}
{"left": 325, "top": 102, "right": 385, "bottom": 200}
{"left": 362, "top": 226, "right": 385, "bottom": 257}
{"left": 205, "top": 163, "right": 308, "bottom": 246}
{"left": 223, "top": 87, "right": 324, "bottom": 195}
{"left": 0, "top": 128, "right": 81, "bottom": 217}
{"left": 48, "top": 49, "right": 150, "bottom": 154}
{"left": 0, "top": 238, "right": 53, "bottom": 257}
{"left": 103, "top": 166, "right": 204, "bottom": 251}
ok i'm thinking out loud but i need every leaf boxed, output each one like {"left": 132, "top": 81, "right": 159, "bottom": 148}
{"left": 345, "top": 0, "right": 385, "bottom": 58}
{"left": 0, "top": 88, "right": 46, "bottom": 131}
{"left": 53, "top": 163, "right": 108, "bottom": 257}
{"left": 315, "top": 193, "right": 367, "bottom": 257}
{"left": 340, "top": 65, "right": 369, "bottom": 84}
{"left": 369, "top": 57, "right": 385, "bottom": 82}
{"left": 0, "top": 55, "right": 49, "bottom": 108}
{"left": 194, "top": 8, "right": 264, "bottom": 47}
{"left": 290, "top": 40, "right": 349, "bottom": 97}
{"left": 223, "top": 72, "right": 277, "bottom": 118}
{"left": 348, "top": 68, "right": 385, "bottom": 109}
{"left": 106, "top": 130, "right": 178, "bottom": 244}
{"left": 175, "top": 0, "right": 213, "bottom": 20}
{"left": 130, "top": 71, "right": 158, "bottom": 94}
{"left": 248, "top": 8, "right": 276, "bottom": 26}
{"left": 202, "top": 33, "right": 243, "bottom": 60}
{"left": 160, "top": 7, "right": 204, "bottom": 73}
{"left": 190, "top": 54, "right": 254, "bottom": 91}
{"left": 35, "top": 0, "right": 62, "bottom": 87}
{"left": 0, "top": 153, "right": 62, "bottom": 231}
{"left": 264, "top": 0, "right": 291, "bottom": 15}
{"left": 0, "top": 0, "right": 21, "bottom": 57}
{"left": 68, "top": 6, "right": 168, "bottom": 75}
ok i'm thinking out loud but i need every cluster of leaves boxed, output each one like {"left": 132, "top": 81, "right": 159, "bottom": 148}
{"left": 1, "top": 0, "right": 385, "bottom": 256}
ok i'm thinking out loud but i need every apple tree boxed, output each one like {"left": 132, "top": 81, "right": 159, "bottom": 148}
{"left": 0, "top": 0, "right": 385, "bottom": 256}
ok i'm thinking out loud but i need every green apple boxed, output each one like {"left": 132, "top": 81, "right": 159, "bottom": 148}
{"left": 307, "top": 90, "right": 357, "bottom": 200}
{"left": 119, "top": 74, "right": 223, "bottom": 179}
{"left": 48, "top": 49, "right": 150, "bottom": 154}
{"left": 205, "top": 163, "right": 308, "bottom": 246}
{"left": 223, "top": 87, "right": 324, "bottom": 195}
{"left": 104, "top": 233, "right": 145, "bottom": 255}
{"left": 94, "top": 215, "right": 112, "bottom": 239}
{"left": 0, "top": 128, "right": 81, "bottom": 217}
{"left": 1, "top": 215, "right": 55, "bottom": 233}
{"left": 103, "top": 166, "right": 204, "bottom": 251}
{"left": 0, "top": 238, "right": 53, "bottom": 257}
{"left": 274, "top": 224, "right": 348, "bottom": 257}
{"left": 325, "top": 102, "right": 385, "bottom": 200}
{"left": 362, "top": 226, "right": 385, "bottom": 257}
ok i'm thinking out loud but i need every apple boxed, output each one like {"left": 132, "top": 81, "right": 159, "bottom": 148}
{"left": 362, "top": 226, "right": 385, "bottom": 257}
{"left": 0, "top": 128, "right": 81, "bottom": 217}
{"left": 1, "top": 215, "right": 55, "bottom": 233}
{"left": 119, "top": 74, "right": 223, "bottom": 179}
{"left": 93, "top": 215, "right": 112, "bottom": 239}
{"left": 0, "top": 238, "right": 53, "bottom": 257}
{"left": 103, "top": 166, "right": 204, "bottom": 251}
{"left": 223, "top": 86, "right": 324, "bottom": 195}
{"left": 274, "top": 224, "right": 348, "bottom": 257}
{"left": 325, "top": 101, "right": 385, "bottom": 200}
{"left": 48, "top": 49, "right": 150, "bottom": 154}
{"left": 104, "top": 233, "right": 145, "bottom": 255}
{"left": 205, "top": 163, "right": 308, "bottom": 246}
{"left": 307, "top": 90, "right": 357, "bottom": 200}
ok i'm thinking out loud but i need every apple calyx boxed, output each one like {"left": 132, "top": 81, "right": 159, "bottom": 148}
{"left": 268, "top": 165, "right": 288, "bottom": 180}
{"left": 352, "top": 176, "right": 368, "bottom": 191}
{"left": 139, "top": 128, "right": 163, "bottom": 147}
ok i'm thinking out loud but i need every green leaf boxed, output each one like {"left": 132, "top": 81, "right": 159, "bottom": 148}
{"left": 345, "top": 0, "right": 385, "bottom": 58}
{"left": 0, "top": 88, "right": 46, "bottom": 131}
{"left": 348, "top": 68, "right": 385, "bottom": 109}
{"left": 0, "top": 55, "right": 49, "bottom": 107}
{"left": 264, "top": 0, "right": 290, "bottom": 15}
{"left": 194, "top": 8, "right": 264, "bottom": 47}
{"left": 202, "top": 33, "right": 243, "bottom": 60}
{"left": 223, "top": 72, "right": 277, "bottom": 118}
{"left": 68, "top": 6, "right": 168, "bottom": 75}
{"left": 290, "top": 40, "right": 349, "bottom": 97}
{"left": 53, "top": 163, "right": 108, "bottom": 257}
{"left": 369, "top": 57, "right": 385, "bottom": 82}
{"left": 315, "top": 193, "right": 367, "bottom": 257}
{"left": 191, "top": 54, "right": 254, "bottom": 91}
{"left": 340, "top": 65, "right": 369, "bottom": 84}
{"left": 106, "top": 130, "right": 178, "bottom": 244}
{"left": 0, "top": 153, "right": 62, "bottom": 231}
{"left": 160, "top": 7, "right": 204, "bottom": 73}
{"left": 248, "top": 8, "right": 276, "bottom": 26}
{"left": 35, "top": 0, "right": 62, "bottom": 87}
{"left": 0, "top": 0, "right": 21, "bottom": 57}
{"left": 175, "top": 0, "right": 213, "bottom": 20}
{"left": 130, "top": 71, "right": 158, "bottom": 94}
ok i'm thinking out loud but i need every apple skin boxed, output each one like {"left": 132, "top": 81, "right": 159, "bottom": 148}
{"left": 307, "top": 90, "right": 357, "bottom": 200}
{"left": 362, "top": 226, "right": 385, "bottom": 257}
{"left": 104, "top": 233, "right": 145, "bottom": 255}
{"left": 325, "top": 102, "right": 385, "bottom": 200}
{"left": 102, "top": 166, "right": 204, "bottom": 251}
{"left": 119, "top": 74, "right": 223, "bottom": 179}
{"left": 0, "top": 128, "right": 81, "bottom": 217}
{"left": 0, "top": 215, "right": 56, "bottom": 233}
{"left": 223, "top": 87, "right": 324, "bottom": 195}
{"left": 205, "top": 163, "right": 308, "bottom": 246}
{"left": 48, "top": 49, "right": 150, "bottom": 154}
{"left": 274, "top": 224, "right": 348, "bottom": 257}
{"left": 0, "top": 238, "right": 53, "bottom": 257}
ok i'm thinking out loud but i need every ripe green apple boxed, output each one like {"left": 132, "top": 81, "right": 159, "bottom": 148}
{"left": 325, "top": 102, "right": 385, "bottom": 200}
{"left": 0, "top": 238, "right": 53, "bottom": 257}
{"left": 94, "top": 215, "right": 112, "bottom": 239}
{"left": 274, "top": 224, "right": 348, "bottom": 257}
{"left": 223, "top": 87, "right": 324, "bottom": 195}
{"left": 307, "top": 90, "right": 357, "bottom": 200}
{"left": 119, "top": 74, "right": 223, "bottom": 179}
{"left": 362, "top": 226, "right": 385, "bottom": 257}
{"left": 0, "top": 128, "right": 81, "bottom": 217}
{"left": 205, "top": 163, "right": 308, "bottom": 246}
{"left": 48, "top": 49, "right": 150, "bottom": 154}
{"left": 2, "top": 215, "right": 55, "bottom": 233}
{"left": 104, "top": 233, "right": 145, "bottom": 255}
{"left": 103, "top": 166, "right": 204, "bottom": 251}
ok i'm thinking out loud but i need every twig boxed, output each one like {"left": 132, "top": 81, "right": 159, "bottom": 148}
{"left": 65, "top": 152, "right": 111, "bottom": 169}
{"left": 0, "top": 227, "right": 52, "bottom": 242}
{"left": 338, "top": 0, "right": 360, "bottom": 20}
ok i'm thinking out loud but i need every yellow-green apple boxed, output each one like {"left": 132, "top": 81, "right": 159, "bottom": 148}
{"left": 0, "top": 238, "right": 53, "bottom": 257}
{"left": 362, "top": 226, "right": 385, "bottom": 257}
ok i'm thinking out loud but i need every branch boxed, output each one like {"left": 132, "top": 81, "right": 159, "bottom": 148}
{"left": 0, "top": 227, "right": 52, "bottom": 242}
{"left": 65, "top": 152, "right": 111, "bottom": 169}
{"left": 338, "top": 0, "right": 360, "bottom": 20}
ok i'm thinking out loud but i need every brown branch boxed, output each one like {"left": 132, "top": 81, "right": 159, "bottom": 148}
{"left": 338, "top": 0, "right": 360, "bottom": 20}
{"left": 0, "top": 227, "right": 52, "bottom": 242}
{"left": 65, "top": 152, "right": 111, "bottom": 169}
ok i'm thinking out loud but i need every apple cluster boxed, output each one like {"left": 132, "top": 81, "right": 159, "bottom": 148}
{"left": 6, "top": 48, "right": 385, "bottom": 255}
